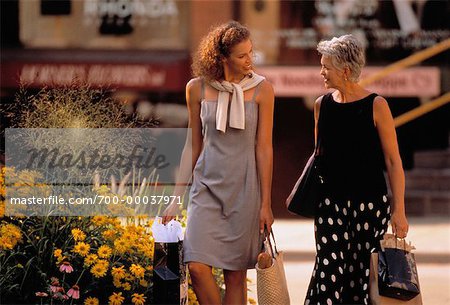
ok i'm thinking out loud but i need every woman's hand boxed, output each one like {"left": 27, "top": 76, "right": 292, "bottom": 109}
{"left": 390, "top": 210, "right": 409, "bottom": 238}
{"left": 259, "top": 205, "right": 274, "bottom": 234}
{"left": 162, "top": 203, "right": 181, "bottom": 224}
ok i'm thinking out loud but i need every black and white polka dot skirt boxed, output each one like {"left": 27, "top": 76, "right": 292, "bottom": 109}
{"left": 304, "top": 194, "right": 391, "bottom": 305}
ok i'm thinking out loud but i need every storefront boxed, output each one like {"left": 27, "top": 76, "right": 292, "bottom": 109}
{"left": 1, "top": 0, "right": 198, "bottom": 128}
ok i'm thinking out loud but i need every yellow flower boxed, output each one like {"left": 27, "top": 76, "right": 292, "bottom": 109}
{"left": 139, "top": 279, "right": 149, "bottom": 287}
{"left": 84, "top": 254, "right": 98, "bottom": 267}
{"left": 0, "top": 201, "right": 5, "bottom": 218}
{"left": 108, "top": 292, "right": 124, "bottom": 305}
{"left": 94, "top": 185, "right": 111, "bottom": 196}
{"left": 0, "top": 172, "right": 5, "bottom": 198}
{"left": 111, "top": 218, "right": 122, "bottom": 228}
{"left": 188, "top": 287, "right": 198, "bottom": 305}
{"left": 3, "top": 224, "right": 22, "bottom": 240}
{"left": 113, "top": 278, "right": 122, "bottom": 288}
{"left": 97, "top": 245, "right": 112, "bottom": 258}
{"left": 91, "top": 216, "right": 108, "bottom": 226}
{"left": 84, "top": 297, "right": 99, "bottom": 305}
{"left": 121, "top": 232, "right": 137, "bottom": 245}
{"left": 125, "top": 273, "right": 135, "bottom": 282}
{"left": 0, "top": 223, "right": 22, "bottom": 250}
{"left": 111, "top": 266, "right": 126, "bottom": 280}
{"left": 96, "top": 259, "right": 109, "bottom": 269}
{"left": 73, "top": 242, "right": 90, "bottom": 257}
{"left": 0, "top": 237, "right": 13, "bottom": 250}
{"left": 129, "top": 264, "right": 145, "bottom": 278}
{"left": 91, "top": 262, "right": 108, "bottom": 278}
{"left": 136, "top": 242, "right": 154, "bottom": 258}
{"left": 71, "top": 228, "right": 86, "bottom": 241}
{"left": 102, "top": 229, "right": 116, "bottom": 239}
{"left": 56, "top": 255, "right": 67, "bottom": 265}
{"left": 147, "top": 219, "right": 154, "bottom": 228}
{"left": 131, "top": 293, "right": 146, "bottom": 305}
{"left": 130, "top": 225, "right": 145, "bottom": 235}
{"left": 113, "top": 238, "right": 129, "bottom": 254}
{"left": 121, "top": 281, "right": 131, "bottom": 291}
{"left": 54, "top": 248, "right": 62, "bottom": 258}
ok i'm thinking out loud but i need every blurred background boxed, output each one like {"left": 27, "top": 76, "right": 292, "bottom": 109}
{"left": 1, "top": 0, "right": 449, "bottom": 218}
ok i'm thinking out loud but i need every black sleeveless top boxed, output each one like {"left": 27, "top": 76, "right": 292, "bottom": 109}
{"left": 318, "top": 93, "right": 387, "bottom": 199}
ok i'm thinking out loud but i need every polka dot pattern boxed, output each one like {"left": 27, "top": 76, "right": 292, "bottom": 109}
{"left": 304, "top": 194, "right": 390, "bottom": 305}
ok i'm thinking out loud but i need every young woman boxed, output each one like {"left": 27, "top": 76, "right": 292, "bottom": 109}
{"left": 163, "top": 21, "right": 274, "bottom": 305}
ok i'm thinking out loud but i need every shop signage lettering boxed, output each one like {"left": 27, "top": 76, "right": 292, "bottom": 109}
{"left": 258, "top": 67, "right": 440, "bottom": 97}
{"left": 83, "top": 0, "right": 178, "bottom": 20}
{"left": 18, "top": 64, "right": 167, "bottom": 88}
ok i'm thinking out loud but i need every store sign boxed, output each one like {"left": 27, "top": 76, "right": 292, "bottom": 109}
{"left": 19, "top": 64, "right": 166, "bottom": 87}
{"left": 1, "top": 62, "right": 188, "bottom": 91}
{"left": 257, "top": 66, "right": 440, "bottom": 97}
{"left": 83, "top": 0, "right": 179, "bottom": 28}
{"left": 271, "top": 1, "right": 449, "bottom": 64}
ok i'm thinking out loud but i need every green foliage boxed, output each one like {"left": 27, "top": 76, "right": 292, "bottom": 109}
{"left": 3, "top": 84, "right": 156, "bottom": 129}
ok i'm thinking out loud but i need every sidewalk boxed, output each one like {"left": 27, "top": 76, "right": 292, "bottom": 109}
{"left": 247, "top": 217, "right": 450, "bottom": 305}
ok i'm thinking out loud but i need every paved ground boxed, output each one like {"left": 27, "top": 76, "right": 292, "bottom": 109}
{"left": 247, "top": 217, "right": 450, "bottom": 305}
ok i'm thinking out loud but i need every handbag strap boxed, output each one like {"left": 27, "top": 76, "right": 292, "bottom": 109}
{"left": 314, "top": 95, "right": 326, "bottom": 156}
{"left": 264, "top": 227, "right": 279, "bottom": 258}
{"left": 314, "top": 137, "right": 321, "bottom": 156}
{"left": 395, "top": 236, "right": 407, "bottom": 252}
{"left": 382, "top": 233, "right": 410, "bottom": 252}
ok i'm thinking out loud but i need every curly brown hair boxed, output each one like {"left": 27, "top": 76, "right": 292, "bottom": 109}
{"left": 192, "top": 21, "right": 250, "bottom": 81}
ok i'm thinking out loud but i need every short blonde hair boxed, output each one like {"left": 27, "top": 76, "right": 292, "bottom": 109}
{"left": 192, "top": 21, "right": 250, "bottom": 81}
{"left": 317, "top": 34, "right": 365, "bottom": 82}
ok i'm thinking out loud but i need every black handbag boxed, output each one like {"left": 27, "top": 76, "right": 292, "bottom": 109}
{"left": 378, "top": 235, "right": 421, "bottom": 301}
{"left": 286, "top": 113, "right": 324, "bottom": 219}
{"left": 286, "top": 100, "right": 325, "bottom": 218}
{"left": 286, "top": 153, "right": 323, "bottom": 218}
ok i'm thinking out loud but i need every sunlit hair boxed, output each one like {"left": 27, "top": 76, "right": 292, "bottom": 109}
{"left": 192, "top": 21, "right": 250, "bottom": 81}
{"left": 317, "top": 34, "right": 365, "bottom": 82}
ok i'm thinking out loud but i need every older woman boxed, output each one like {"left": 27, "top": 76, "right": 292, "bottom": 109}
{"left": 163, "top": 21, "right": 274, "bottom": 305}
{"left": 304, "top": 34, "right": 409, "bottom": 305}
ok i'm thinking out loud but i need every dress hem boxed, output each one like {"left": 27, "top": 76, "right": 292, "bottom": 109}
{"left": 184, "top": 251, "right": 256, "bottom": 271}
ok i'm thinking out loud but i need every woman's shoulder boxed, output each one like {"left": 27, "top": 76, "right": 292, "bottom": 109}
{"left": 314, "top": 93, "right": 331, "bottom": 108}
{"left": 315, "top": 95, "right": 325, "bottom": 105}
{"left": 314, "top": 95, "right": 325, "bottom": 115}
{"left": 372, "top": 94, "right": 388, "bottom": 105}
{"left": 186, "top": 78, "right": 204, "bottom": 105}
{"left": 186, "top": 77, "right": 203, "bottom": 91}
{"left": 254, "top": 79, "right": 274, "bottom": 105}
{"left": 372, "top": 95, "right": 392, "bottom": 125}
{"left": 373, "top": 95, "right": 390, "bottom": 113}
{"left": 372, "top": 94, "right": 389, "bottom": 111}
{"left": 258, "top": 79, "right": 274, "bottom": 95}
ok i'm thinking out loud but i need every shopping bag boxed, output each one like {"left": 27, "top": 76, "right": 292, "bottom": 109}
{"left": 369, "top": 234, "right": 423, "bottom": 305}
{"left": 152, "top": 218, "right": 188, "bottom": 305}
{"left": 255, "top": 229, "right": 290, "bottom": 305}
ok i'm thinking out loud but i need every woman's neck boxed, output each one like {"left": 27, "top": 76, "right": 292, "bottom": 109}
{"left": 334, "top": 83, "right": 369, "bottom": 103}
{"left": 223, "top": 67, "right": 245, "bottom": 84}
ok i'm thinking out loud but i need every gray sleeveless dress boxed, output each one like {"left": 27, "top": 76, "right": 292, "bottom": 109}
{"left": 183, "top": 82, "right": 264, "bottom": 270}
